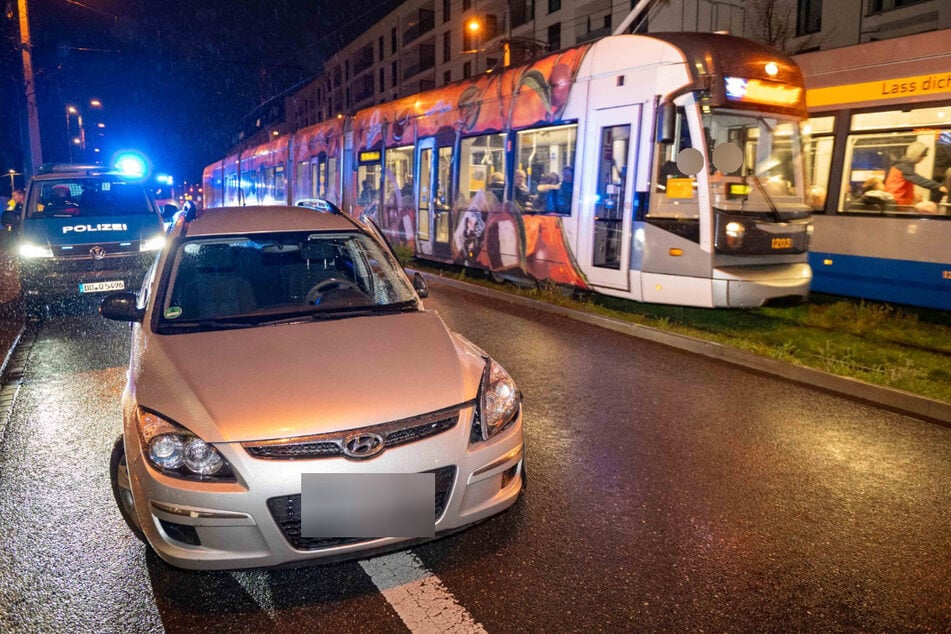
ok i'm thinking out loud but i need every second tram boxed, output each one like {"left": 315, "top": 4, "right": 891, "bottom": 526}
{"left": 204, "top": 32, "right": 814, "bottom": 308}
{"left": 797, "top": 29, "right": 951, "bottom": 311}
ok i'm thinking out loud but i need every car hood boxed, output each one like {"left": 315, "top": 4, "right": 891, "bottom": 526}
{"left": 22, "top": 214, "right": 164, "bottom": 246}
{"left": 134, "top": 310, "right": 485, "bottom": 443}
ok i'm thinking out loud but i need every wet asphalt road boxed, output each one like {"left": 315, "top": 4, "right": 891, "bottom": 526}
{"left": 0, "top": 284, "right": 948, "bottom": 633}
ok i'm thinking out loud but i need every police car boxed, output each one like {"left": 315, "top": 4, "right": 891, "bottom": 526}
{"left": 11, "top": 164, "right": 168, "bottom": 312}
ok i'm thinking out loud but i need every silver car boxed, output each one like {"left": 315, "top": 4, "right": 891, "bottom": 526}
{"left": 101, "top": 205, "right": 524, "bottom": 570}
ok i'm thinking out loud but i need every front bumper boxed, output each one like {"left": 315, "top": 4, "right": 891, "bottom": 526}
{"left": 124, "top": 405, "right": 524, "bottom": 571}
{"left": 19, "top": 252, "right": 153, "bottom": 298}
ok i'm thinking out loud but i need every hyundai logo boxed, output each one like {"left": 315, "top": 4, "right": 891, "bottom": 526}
{"left": 89, "top": 245, "right": 106, "bottom": 260}
{"left": 342, "top": 433, "right": 385, "bottom": 459}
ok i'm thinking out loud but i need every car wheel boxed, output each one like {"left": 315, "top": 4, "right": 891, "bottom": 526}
{"left": 110, "top": 435, "right": 147, "bottom": 544}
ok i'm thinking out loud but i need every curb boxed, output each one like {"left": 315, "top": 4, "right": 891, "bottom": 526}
{"left": 418, "top": 272, "right": 951, "bottom": 427}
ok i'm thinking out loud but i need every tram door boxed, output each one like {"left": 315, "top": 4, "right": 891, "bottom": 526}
{"left": 416, "top": 140, "right": 435, "bottom": 256}
{"left": 580, "top": 105, "right": 640, "bottom": 290}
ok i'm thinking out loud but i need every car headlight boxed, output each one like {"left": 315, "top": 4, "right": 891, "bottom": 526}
{"left": 472, "top": 358, "right": 520, "bottom": 442}
{"left": 18, "top": 242, "right": 54, "bottom": 258}
{"left": 135, "top": 407, "right": 235, "bottom": 481}
{"left": 139, "top": 234, "right": 166, "bottom": 252}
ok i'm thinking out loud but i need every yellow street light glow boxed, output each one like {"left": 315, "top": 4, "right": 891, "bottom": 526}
{"left": 89, "top": 99, "right": 102, "bottom": 107}
{"left": 467, "top": 19, "right": 481, "bottom": 32}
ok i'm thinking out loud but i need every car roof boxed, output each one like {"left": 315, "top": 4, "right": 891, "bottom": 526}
{"left": 31, "top": 164, "right": 128, "bottom": 180}
{"left": 183, "top": 206, "right": 360, "bottom": 237}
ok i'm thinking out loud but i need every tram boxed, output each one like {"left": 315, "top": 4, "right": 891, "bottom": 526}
{"left": 203, "top": 32, "right": 814, "bottom": 308}
{"left": 796, "top": 29, "right": 951, "bottom": 311}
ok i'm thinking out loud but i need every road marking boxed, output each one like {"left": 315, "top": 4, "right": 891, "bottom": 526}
{"left": 360, "top": 551, "right": 486, "bottom": 633}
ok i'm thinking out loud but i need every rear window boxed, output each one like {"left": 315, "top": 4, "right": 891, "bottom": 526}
{"left": 27, "top": 178, "right": 155, "bottom": 219}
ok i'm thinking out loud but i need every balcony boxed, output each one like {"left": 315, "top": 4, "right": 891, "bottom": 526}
{"left": 403, "top": 8, "right": 435, "bottom": 46}
{"left": 352, "top": 44, "right": 375, "bottom": 75}
{"left": 402, "top": 41, "right": 436, "bottom": 81}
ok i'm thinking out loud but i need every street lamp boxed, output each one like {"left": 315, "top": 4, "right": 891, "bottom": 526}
{"left": 7, "top": 169, "right": 23, "bottom": 191}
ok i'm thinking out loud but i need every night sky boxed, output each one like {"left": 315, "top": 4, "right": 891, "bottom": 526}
{"left": 1, "top": 0, "right": 401, "bottom": 193}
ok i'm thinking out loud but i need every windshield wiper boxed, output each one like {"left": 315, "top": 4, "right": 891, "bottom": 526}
{"left": 255, "top": 300, "right": 419, "bottom": 326}
{"left": 159, "top": 319, "right": 256, "bottom": 332}
{"left": 749, "top": 174, "right": 784, "bottom": 223}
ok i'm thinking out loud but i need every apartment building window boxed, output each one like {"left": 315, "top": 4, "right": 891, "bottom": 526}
{"left": 796, "top": 0, "right": 822, "bottom": 35}
{"left": 380, "top": 67, "right": 385, "bottom": 92}
{"left": 463, "top": 0, "right": 472, "bottom": 10}
{"left": 443, "top": 30, "right": 452, "bottom": 62}
{"left": 463, "top": 61, "right": 472, "bottom": 79}
{"left": 548, "top": 23, "right": 561, "bottom": 50}
{"left": 548, "top": 0, "right": 560, "bottom": 13}
{"left": 443, "top": 0, "right": 451, "bottom": 22}
{"left": 392, "top": 61, "right": 398, "bottom": 87}
{"left": 345, "top": 61, "right": 350, "bottom": 81}
{"left": 391, "top": 27, "right": 398, "bottom": 53}
{"left": 868, "top": 0, "right": 929, "bottom": 12}
{"left": 443, "top": 70, "right": 451, "bottom": 85}
{"left": 379, "top": 36, "right": 384, "bottom": 60}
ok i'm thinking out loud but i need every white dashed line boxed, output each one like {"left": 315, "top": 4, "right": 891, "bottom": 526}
{"left": 360, "top": 551, "right": 487, "bottom": 634}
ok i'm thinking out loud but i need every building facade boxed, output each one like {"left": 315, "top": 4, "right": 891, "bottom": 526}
{"left": 236, "top": 0, "right": 950, "bottom": 147}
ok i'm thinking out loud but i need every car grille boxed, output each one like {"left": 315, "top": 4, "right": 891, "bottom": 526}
{"left": 266, "top": 465, "right": 456, "bottom": 550}
{"left": 242, "top": 404, "right": 469, "bottom": 460}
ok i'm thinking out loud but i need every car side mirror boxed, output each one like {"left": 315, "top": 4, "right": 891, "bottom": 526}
{"left": 161, "top": 203, "right": 179, "bottom": 222}
{"left": 412, "top": 271, "right": 429, "bottom": 298}
{"left": 99, "top": 291, "right": 145, "bottom": 322}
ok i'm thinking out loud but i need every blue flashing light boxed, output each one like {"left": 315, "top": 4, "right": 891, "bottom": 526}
{"left": 112, "top": 151, "right": 150, "bottom": 179}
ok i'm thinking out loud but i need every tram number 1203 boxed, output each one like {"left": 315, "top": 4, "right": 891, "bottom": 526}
{"left": 771, "top": 238, "right": 793, "bottom": 250}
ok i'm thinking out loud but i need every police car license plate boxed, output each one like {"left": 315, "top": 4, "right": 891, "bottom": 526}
{"left": 79, "top": 280, "right": 125, "bottom": 293}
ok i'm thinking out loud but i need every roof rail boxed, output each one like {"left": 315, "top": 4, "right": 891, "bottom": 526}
{"left": 36, "top": 163, "right": 110, "bottom": 175}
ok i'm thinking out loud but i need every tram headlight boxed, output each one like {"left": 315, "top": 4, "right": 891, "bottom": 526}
{"left": 135, "top": 407, "right": 235, "bottom": 481}
{"left": 725, "top": 221, "right": 745, "bottom": 249}
{"left": 473, "top": 359, "right": 520, "bottom": 442}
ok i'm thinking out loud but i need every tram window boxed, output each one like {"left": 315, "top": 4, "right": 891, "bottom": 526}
{"left": 384, "top": 145, "right": 415, "bottom": 207}
{"left": 437, "top": 146, "right": 453, "bottom": 208}
{"left": 459, "top": 134, "right": 506, "bottom": 205}
{"left": 326, "top": 156, "right": 338, "bottom": 200}
{"left": 802, "top": 116, "right": 834, "bottom": 211}
{"left": 840, "top": 131, "right": 950, "bottom": 214}
{"left": 274, "top": 165, "right": 286, "bottom": 204}
{"left": 298, "top": 160, "right": 311, "bottom": 198}
{"left": 515, "top": 124, "right": 578, "bottom": 214}
{"left": 356, "top": 162, "right": 382, "bottom": 208}
{"left": 418, "top": 147, "right": 432, "bottom": 241}
{"left": 650, "top": 106, "right": 699, "bottom": 218}
{"left": 653, "top": 107, "right": 693, "bottom": 192}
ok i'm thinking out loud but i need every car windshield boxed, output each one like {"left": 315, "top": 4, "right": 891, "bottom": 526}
{"left": 704, "top": 110, "right": 811, "bottom": 218}
{"left": 157, "top": 230, "right": 419, "bottom": 329}
{"left": 26, "top": 177, "right": 155, "bottom": 219}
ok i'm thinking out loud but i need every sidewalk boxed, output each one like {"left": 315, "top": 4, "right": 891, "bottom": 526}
{"left": 419, "top": 272, "right": 951, "bottom": 427}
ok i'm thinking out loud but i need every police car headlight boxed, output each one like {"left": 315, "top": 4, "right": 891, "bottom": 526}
{"left": 18, "top": 242, "right": 53, "bottom": 258}
{"left": 135, "top": 407, "right": 234, "bottom": 481}
{"left": 139, "top": 235, "right": 165, "bottom": 252}
{"left": 472, "top": 359, "right": 520, "bottom": 442}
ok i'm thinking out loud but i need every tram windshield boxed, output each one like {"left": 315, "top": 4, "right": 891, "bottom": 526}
{"left": 705, "top": 111, "right": 811, "bottom": 217}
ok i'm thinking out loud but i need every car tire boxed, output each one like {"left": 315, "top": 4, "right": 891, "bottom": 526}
{"left": 110, "top": 435, "right": 148, "bottom": 544}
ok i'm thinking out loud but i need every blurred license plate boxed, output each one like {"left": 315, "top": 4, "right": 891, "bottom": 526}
{"left": 79, "top": 280, "right": 125, "bottom": 293}
{"left": 301, "top": 473, "right": 435, "bottom": 538}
